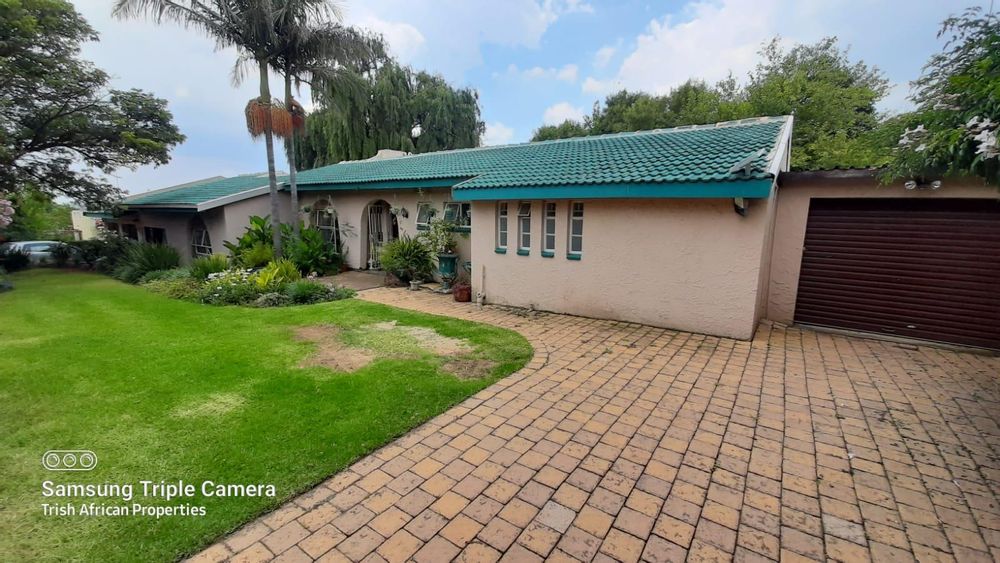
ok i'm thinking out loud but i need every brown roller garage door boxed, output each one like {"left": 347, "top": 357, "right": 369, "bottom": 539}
{"left": 794, "top": 198, "right": 1000, "bottom": 349}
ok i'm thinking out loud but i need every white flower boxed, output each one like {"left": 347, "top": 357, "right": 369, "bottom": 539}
{"left": 916, "top": 144, "right": 927, "bottom": 152}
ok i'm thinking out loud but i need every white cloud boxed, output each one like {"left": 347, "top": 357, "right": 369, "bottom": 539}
{"left": 507, "top": 63, "right": 578, "bottom": 82}
{"left": 543, "top": 102, "right": 585, "bottom": 125}
{"left": 483, "top": 122, "right": 515, "bottom": 146}
{"left": 593, "top": 44, "right": 617, "bottom": 68}
{"left": 582, "top": 76, "right": 614, "bottom": 94}
{"left": 356, "top": 16, "right": 426, "bottom": 62}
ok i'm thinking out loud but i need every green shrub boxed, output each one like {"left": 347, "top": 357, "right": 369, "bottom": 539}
{"left": 138, "top": 268, "right": 190, "bottom": 284}
{"left": 190, "top": 254, "right": 229, "bottom": 280}
{"left": 70, "top": 234, "right": 132, "bottom": 272}
{"left": 0, "top": 266, "right": 12, "bottom": 292}
{"left": 113, "top": 244, "right": 180, "bottom": 283}
{"left": 255, "top": 259, "right": 300, "bottom": 291}
{"left": 253, "top": 292, "right": 292, "bottom": 307}
{"left": 199, "top": 270, "right": 261, "bottom": 305}
{"left": 329, "top": 286, "right": 357, "bottom": 301}
{"left": 143, "top": 278, "right": 202, "bottom": 301}
{"left": 380, "top": 235, "right": 433, "bottom": 283}
{"left": 0, "top": 247, "right": 31, "bottom": 272}
{"left": 288, "top": 228, "right": 341, "bottom": 275}
{"left": 283, "top": 280, "right": 330, "bottom": 304}
{"left": 240, "top": 241, "right": 274, "bottom": 268}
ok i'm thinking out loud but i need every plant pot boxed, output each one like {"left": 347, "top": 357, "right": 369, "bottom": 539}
{"left": 437, "top": 252, "right": 458, "bottom": 289}
{"left": 453, "top": 283, "right": 471, "bottom": 302}
{"left": 409, "top": 280, "right": 422, "bottom": 291}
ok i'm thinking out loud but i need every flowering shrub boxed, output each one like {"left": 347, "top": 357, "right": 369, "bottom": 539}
{"left": 0, "top": 198, "right": 14, "bottom": 229}
{"left": 199, "top": 269, "right": 261, "bottom": 305}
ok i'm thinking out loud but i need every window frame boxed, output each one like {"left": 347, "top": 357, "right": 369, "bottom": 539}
{"left": 143, "top": 226, "right": 167, "bottom": 245}
{"left": 568, "top": 201, "right": 584, "bottom": 258}
{"left": 443, "top": 201, "right": 472, "bottom": 229}
{"left": 517, "top": 202, "right": 532, "bottom": 254}
{"left": 415, "top": 202, "right": 435, "bottom": 230}
{"left": 496, "top": 202, "right": 508, "bottom": 252}
{"left": 542, "top": 202, "right": 557, "bottom": 256}
{"left": 120, "top": 223, "right": 139, "bottom": 240}
{"left": 312, "top": 200, "right": 341, "bottom": 248}
{"left": 191, "top": 228, "right": 212, "bottom": 257}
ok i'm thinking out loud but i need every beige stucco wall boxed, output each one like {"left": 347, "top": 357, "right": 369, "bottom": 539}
{"left": 766, "top": 174, "right": 1000, "bottom": 324}
{"left": 299, "top": 188, "right": 471, "bottom": 271}
{"left": 470, "top": 197, "right": 776, "bottom": 340}
{"left": 221, "top": 193, "right": 292, "bottom": 247}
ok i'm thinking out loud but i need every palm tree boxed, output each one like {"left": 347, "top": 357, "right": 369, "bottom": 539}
{"left": 113, "top": 0, "right": 331, "bottom": 257}
{"left": 270, "top": 16, "right": 372, "bottom": 237}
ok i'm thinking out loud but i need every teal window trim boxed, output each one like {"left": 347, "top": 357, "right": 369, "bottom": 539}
{"left": 452, "top": 225, "right": 471, "bottom": 233}
{"left": 451, "top": 179, "right": 774, "bottom": 201}
{"left": 567, "top": 253, "right": 582, "bottom": 261}
{"left": 541, "top": 250, "right": 555, "bottom": 258}
{"left": 516, "top": 249, "right": 530, "bottom": 256}
{"left": 495, "top": 247, "right": 507, "bottom": 254}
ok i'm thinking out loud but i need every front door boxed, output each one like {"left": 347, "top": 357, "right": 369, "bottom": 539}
{"left": 366, "top": 202, "right": 395, "bottom": 269}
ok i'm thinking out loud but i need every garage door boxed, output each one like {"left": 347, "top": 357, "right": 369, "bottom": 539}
{"left": 794, "top": 198, "right": 1000, "bottom": 349}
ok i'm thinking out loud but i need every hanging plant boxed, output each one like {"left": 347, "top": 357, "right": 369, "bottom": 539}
{"left": 245, "top": 97, "right": 294, "bottom": 139}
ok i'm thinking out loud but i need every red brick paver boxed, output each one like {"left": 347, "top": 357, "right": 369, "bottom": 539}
{"left": 190, "top": 288, "right": 1000, "bottom": 562}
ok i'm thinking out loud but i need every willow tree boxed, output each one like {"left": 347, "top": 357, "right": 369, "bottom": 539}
{"left": 296, "top": 44, "right": 485, "bottom": 169}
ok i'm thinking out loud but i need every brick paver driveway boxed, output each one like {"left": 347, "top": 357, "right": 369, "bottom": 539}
{"left": 194, "top": 288, "right": 1000, "bottom": 563}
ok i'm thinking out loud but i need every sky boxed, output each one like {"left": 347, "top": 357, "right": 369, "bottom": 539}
{"left": 71, "top": 0, "right": 988, "bottom": 195}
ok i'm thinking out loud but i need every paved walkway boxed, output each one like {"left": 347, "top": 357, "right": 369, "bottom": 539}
{"left": 193, "top": 289, "right": 1000, "bottom": 563}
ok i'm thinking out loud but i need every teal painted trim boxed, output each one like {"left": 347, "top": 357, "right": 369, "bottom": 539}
{"left": 416, "top": 224, "right": 429, "bottom": 231}
{"left": 452, "top": 225, "right": 471, "bottom": 233}
{"left": 516, "top": 249, "right": 529, "bottom": 256}
{"left": 451, "top": 179, "right": 774, "bottom": 201}
{"left": 293, "top": 177, "right": 466, "bottom": 192}
{"left": 567, "top": 253, "right": 582, "bottom": 261}
{"left": 83, "top": 211, "right": 114, "bottom": 219}
{"left": 541, "top": 250, "right": 555, "bottom": 258}
{"left": 495, "top": 247, "right": 507, "bottom": 254}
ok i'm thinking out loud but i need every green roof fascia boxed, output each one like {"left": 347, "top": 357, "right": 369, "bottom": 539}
{"left": 450, "top": 179, "right": 775, "bottom": 201}
{"left": 82, "top": 211, "right": 115, "bottom": 219}
{"left": 292, "top": 177, "right": 466, "bottom": 192}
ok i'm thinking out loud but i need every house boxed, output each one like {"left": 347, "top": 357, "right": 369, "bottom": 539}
{"left": 116, "top": 115, "right": 1000, "bottom": 348}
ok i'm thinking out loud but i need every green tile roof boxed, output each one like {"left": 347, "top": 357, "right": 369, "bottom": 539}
{"left": 294, "top": 116, "right": 791, "bottom": 200}
{"left": 124, "top": 174, "right": 286, "bottom": 207}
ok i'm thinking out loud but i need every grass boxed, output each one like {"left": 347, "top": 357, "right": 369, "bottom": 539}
{"left": 0, "top": 270, "right": 532, "bottom": 562}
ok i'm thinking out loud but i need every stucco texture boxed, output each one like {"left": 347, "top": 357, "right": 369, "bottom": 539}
{"left": 765, "top": 174, "right": 999, "bottom": 324}
{"left": 470, "top": 198, "right": 775, "bottom": 340}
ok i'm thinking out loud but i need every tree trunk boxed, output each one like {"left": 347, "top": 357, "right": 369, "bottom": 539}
{"left": 285, "top": 70, "right": 300, "bottom": 238}
{"left": 259, "top": 58, "right": 283, "bottom": 258}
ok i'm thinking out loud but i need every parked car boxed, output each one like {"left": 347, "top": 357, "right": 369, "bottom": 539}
{"left": 0, "top": 241, "right": 61, "bottom": 264}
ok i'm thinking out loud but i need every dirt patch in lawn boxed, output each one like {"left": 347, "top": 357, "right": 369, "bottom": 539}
{"left": 368, "top": 320, "right": 472, "bottom": 355}
{"left": 442, "top": 358, "right": 498, "bottom": 380}
{"left": 294, "top": 325, "right": 375, "bottom": 373}
{"left": 173, "top": 392, "right": 246, "bottom": 418}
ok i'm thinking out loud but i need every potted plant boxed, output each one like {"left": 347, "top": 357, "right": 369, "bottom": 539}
{"left": 379, "top": 235, "right": 434, "bottom": 290}
{"left": 421, "top": 218, "right": 459, "bottom": 290}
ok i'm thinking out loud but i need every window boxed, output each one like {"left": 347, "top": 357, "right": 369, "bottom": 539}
{"left": 415, "top": 202, "right": 435, "bottom": 229}
{"left": 312, "top": 200, "right": 341, "bottom": 248}
{"left": 543, "top": 202, "right": 557, "bottom": 255}
{"left": 496, "top": 202, "right": 508, "bottom": 250}
{"left": 143, "top": 226, "right": 166, "bottom": 245}
{"left": 102, "top": 221, "right": 120, "bottom": 236}
{"left": 568, "top": 202, "right": 584, "bottom": 257}
{"left": 121, "top": 224, "right": 139, "bottom": 240}
{"left": 443, "top": 202, "right": 472, "bottom": 228}
{"left": 192, "top": 229, "right": 212, "bottom": 257}
{"left": 517, "top": 202, "right": 531, "bottom": 253}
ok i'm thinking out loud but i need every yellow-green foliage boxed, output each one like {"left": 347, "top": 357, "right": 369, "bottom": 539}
{"left": 255, "top": 259, "right": 301, "bottom": 290}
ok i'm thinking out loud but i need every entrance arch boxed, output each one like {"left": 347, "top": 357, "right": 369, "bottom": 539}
{"left": 361, "top": 200, "right": 399, "bottom": 269}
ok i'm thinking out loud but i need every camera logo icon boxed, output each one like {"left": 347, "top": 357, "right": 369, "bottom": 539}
{"left": 43, "top": 450, "right": 98, "bottom": 471}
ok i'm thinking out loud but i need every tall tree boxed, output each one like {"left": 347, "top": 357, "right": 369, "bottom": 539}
{"left": 887, "top": 7, "right": 1000, "bottom": 184}
{"left": 296, "top": 45, "right": 485, "bottom": 169}
{"left": 0, "top": 0, "right": 184, "bottom": 207}
{"left": 269, "top": 7, "right": 372, "bottom": 236}
{"left": 113, "top": 0, "right": 331, "bottom": 256}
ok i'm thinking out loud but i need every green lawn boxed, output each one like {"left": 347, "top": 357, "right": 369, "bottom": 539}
{"left": 0, "top": 270, "right": 531, "bottom": 562}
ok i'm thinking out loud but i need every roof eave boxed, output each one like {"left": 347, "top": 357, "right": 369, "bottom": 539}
{"left": 293, "top": 177, "right": 467, "bottom": 192}
{"left": 195, "top": 186, "right": 270, "bottom": 211}
{"left": 450, "top": 179, "right": 775, "bottom": 201}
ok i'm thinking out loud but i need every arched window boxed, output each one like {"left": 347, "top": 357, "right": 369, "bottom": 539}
{"left": 312, "top": 199, "right": 340, "bottom": 248}
{"left": 190, "top": 217, "right": 212, "bottom": 257}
